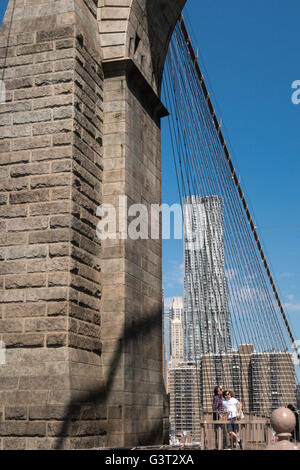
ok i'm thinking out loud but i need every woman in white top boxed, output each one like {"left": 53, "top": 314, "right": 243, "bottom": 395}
{"left": 222, "top": 390, "right": 243, "bottom": 449}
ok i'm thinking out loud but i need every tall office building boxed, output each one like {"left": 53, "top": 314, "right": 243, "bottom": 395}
{"left": 169, "top": 297, "right": 183, "bottom": 320}
{"left": 163, "top": 297, "right": 183, "bottom": 371}
{"left": 169, "top": 319, "right": 184, "bottom": 368}
{"left": 168, "top": 362, "right": 202, "bottom": 441}
{"left": 162, "top": 290, "right": 169, "bottom": 391}
{"left": 251, "top": 351, "right": 296, "bottom": 415}
{"left": 183, "top": 196, "right": 231, "bottom": 360}
{"left": 200, "top": 345, "right": 296, "bottom": 417}
{"left": 168, "top": 346, "right": 296, "bottom": 442}
{"left": 200, "top": 344, "right": 253, "bottom": 414}
{"left": 169, "top": 297, "right": 183, "bottom": 356}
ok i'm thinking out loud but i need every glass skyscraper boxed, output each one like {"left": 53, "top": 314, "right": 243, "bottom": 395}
{"left": 183, "top": 195, "right": 232, "bottom": 361}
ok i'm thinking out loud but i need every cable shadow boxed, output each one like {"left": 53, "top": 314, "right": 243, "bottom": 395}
{"left": 55, "top": 308, "right": 166, "bottom": 449}
{"left": 1, "top": 0, "right": 16, "bottom": 83}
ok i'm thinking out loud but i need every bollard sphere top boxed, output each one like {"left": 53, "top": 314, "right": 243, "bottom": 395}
{"left": 271, "top": 408, "right": 296, "bottom": 434}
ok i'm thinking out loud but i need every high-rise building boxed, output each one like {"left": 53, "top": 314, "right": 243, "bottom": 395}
{"left": 183, "top": 196, "right": 231, "bottom": 360}
{"left": 168, "top": 362, "right": 201, "bottom": 441}
{"left": 169, "top": 297, "right": 184, "bottom": 321}
{"left": 169, "top": 297, "right": 183, "bottom": 326}
{"left": 164, "top": 297, "right": 183, "bottom": 372}
{"left": 251, "top": 351, "right": 296, "bottom": 415}
{"left": 162, "top": 290, "right": 170, "bottom": 391}
{"left": 200, "top": 345, "right": 253, "bottom": 414}
{"left": 200, "top": 345, "right": 296, "bottom": 417}
{"left": 168, "top": 346, "right": 296, "bottom": 443}
{"left": 169, "top": 297, "right": 184, "bottom": 361}
{"left": 169, "top": 319, "right": 184, "bottom": 368}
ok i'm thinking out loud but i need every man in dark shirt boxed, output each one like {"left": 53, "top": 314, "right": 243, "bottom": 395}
{"left": 213, "top": 385, "right": 225, "bottom": 420}
{"left": 212, "top": 385, "right": 227, "bottom": 449}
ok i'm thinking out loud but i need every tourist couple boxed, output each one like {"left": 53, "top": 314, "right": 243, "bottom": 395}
{"left": 213, "top": 385, "right": 243, "bottom": 450}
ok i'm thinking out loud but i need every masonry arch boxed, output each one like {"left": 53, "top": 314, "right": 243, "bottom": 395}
{"left": 99, "top": 0, "right": 186, "bottom": 93}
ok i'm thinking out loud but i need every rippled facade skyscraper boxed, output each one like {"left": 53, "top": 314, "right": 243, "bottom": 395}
{"left": 183, "top": 196, "right": 232, "bottom": 361}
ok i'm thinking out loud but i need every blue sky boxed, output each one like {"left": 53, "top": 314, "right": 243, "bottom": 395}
{"left": 162, "top": 0, "right": 300, "bottom": 347}
{"left": 0, "top": 0, "right": 9, "bottom": 25}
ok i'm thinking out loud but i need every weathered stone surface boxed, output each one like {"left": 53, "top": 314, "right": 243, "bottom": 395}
{"left": 0, "top": 176, "right": 28, "bottom": 192}
{"left": 6, "top": 245, "right": 47, "bottom": 260}
{"left": 19, "top": 375, "right": 70, "bottom": 391}
{"left": 0, "top": 290, "right": 25, "bottom": 303}
{"left": 48, "top": 272, "right": 69, "bottom": 286}
{"left": 26, "top": 438, "right": 57, "bottom": 450}
{"left": 0, "top": 261, "right": 26, "bottom": 275}
{"left": 49, "top": 243, "right": 70, "bottom": 258}
{"left": 29, "top": 201, "right": 70, "bottom": 216}
{"left": 46, "top": 334, "right": 68, "bottom": 347}
{"left": 12, "top": 136, "right": 51, "bottom": 151}
{"left": 0, "top": 318, "right": 23, "bottom": 333}
{"left": 24, "top": 317, "right": 68, "bottom": 332}
{"left": 0, "top": 377, "right": 19, "bottom": 390}
{"left": 7, "top": 217, "right": 48, "bottom": 232}
{"left": 10, "top": 189, "right": 50, "bottom": 204}
{"left": 5, "top": 274, "right": 46, "bottom": 289}
{"left": 31, "top": 174, "right": 71, "bottom": 189}
{"left": 0, "top": 205, "right": 27, "bottom": 218}
{"left": 28, "top": 228, "right": 70, "bottom": 244}
{"left": 13, "top": 109, "right": 52, "bottom": 125}
{"left": 5, "top": 77, "right": 33, "bottom": 90}
{"left": 3, "top": 438, "right": 27, "bottom": 450}
{"left": 47, "top": 302, "right": 68, "bottom": 316}
{"left": 31, "top": 146, "right": 72, "bottom": 162}
{"left": 37, "top": 26, "right": 75, "bottom": 43}
{"left": 0, "top": 422, "right": 46, "bottom": 437}
{"left": 26, "top": 287, "right": 68, "bottom": 302}
{"left": 29, "top": 405, "right": 68, "bottom": 421}
{"left": 5, "top": 407, "right": 27, "bottom": 420}
{"left": 51, "top": 187, "right": 71, "bottom": 200}
{"left": 3, "top": 334, "right": 44, "bottom": 348}
{"left": 27, "top": 258, "right": 69, "bottom": 273}
{"left": 3, "top": 303, "right": 46, "bottom": 318}
{"left": 11, "top": 162, "right": 50, "bottom": 178}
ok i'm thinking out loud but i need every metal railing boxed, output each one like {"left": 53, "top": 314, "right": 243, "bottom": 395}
{"left": 199, "top": 413, "right": 275, "bottom": 450}
{"left": 172, "top": 411, "right": 300, "bottom": 450}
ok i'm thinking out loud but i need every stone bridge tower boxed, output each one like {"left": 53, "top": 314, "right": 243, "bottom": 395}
{"left": 0, "top": 0, "right": 186, "bottom": 450}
